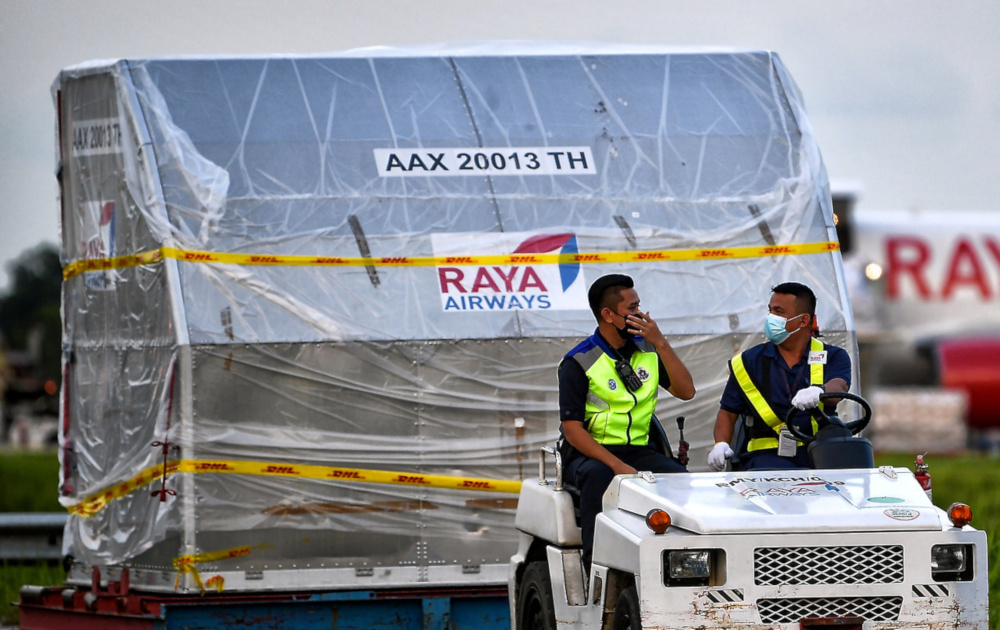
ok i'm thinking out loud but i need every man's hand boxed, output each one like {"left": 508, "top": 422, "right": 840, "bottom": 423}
{"left": 563, "top": 420, "right": 636, "bottom": 475}
{"left": 708, "top": 442, "right": 733, "bottom": 471}
{"left": 611, "top": 461, "right": 638, "bottom": 475}
{"left": 791, "top": 385, "right": 824, "bottom": 410}
{"left": 631, "top": 311, "right": 697, "bottom": 401}
{"left": 624, "top": 311, "right": 666, "bottom": 347}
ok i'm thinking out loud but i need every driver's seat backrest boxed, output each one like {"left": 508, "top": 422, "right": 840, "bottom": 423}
{"left": 647, "top": 414, "right": 674, "bottom": 459}
{"left": 729, "top": 415, "right": 751, "bottom": 470}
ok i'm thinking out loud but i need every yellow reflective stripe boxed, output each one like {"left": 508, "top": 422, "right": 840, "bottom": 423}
{"left": 810, "top": 338, "right": 825, "bottom": 431}
{"left": 66, "top": 459, "right": 523, "bottom": 518}
{"left": 809, "top": 338, "right": 825, "bottom": 386}
{"left": 748, "top": 437, "right": 785, "bottom": 451}
{"left": 63, "top": 241, "right": 841, "bottom": 280}
{"left": 731, "top": 353, "right": 783, "bottom": 431}
{"left": 739, "top": 338, "right": 829, "bottom": 452}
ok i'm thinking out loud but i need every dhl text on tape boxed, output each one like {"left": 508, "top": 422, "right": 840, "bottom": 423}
{"left": 173, "top": 543, "right": 267, "bottom": 593}
{"left": 63, "top": 241, "right": 840, "bottom": 280}
{"left": 66, "top": 459, "right": 524, "bottom": 518}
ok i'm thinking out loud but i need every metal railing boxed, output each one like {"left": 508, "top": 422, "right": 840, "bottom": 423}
{"left": 0, "top": 513, "right": 66, "bottom": 561}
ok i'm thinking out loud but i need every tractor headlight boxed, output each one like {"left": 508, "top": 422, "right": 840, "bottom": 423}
{"left": 931, "top": 544, "right": 974, "bottom": 582}
{"left": 663, "top": 549, "right": 724, "bottom": 586}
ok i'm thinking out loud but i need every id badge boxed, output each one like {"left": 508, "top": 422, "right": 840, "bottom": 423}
{"left": 808, "top": 350, "right": 828, "bottom": 365}
{"left": 777, "top": 427, "right": 798, "bottom": 457}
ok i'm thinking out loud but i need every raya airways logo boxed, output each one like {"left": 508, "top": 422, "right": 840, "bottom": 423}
{"left": 82, "top": 200, "right": 117, "bottom": 291}
{"left": 432, "top": 232, "right": 587, "bottom": 312}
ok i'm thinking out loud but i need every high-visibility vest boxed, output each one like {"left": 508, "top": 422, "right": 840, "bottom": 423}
{"left": 567, "top": 340, "right": 662, "bottom": 446}
{"left": 730, "top": 338, "right": 826, "bottom": 452}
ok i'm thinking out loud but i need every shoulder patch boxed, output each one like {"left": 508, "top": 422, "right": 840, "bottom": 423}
{"left": 573, "top": 345, "right": 606, "bottom": 372}
{"left": 635, "top": 339, "right": 656, "bottom": 353}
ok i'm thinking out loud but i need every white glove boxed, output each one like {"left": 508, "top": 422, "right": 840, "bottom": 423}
{"left": 791, "top": 385, "right": 824, "bottom": 410}
{"left": 708, "top": 442, "right": 734, "bottom": 471}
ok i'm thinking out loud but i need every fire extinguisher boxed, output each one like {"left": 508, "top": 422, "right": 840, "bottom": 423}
{"left": 914, "top": 454, "right": 932, "bottom": 502}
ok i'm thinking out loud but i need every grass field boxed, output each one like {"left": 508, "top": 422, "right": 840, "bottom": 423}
{"left": 0, "top": 450, "right": 996, "bottom": 627}
{"left": 0, "top": 450, "right": 62, "bottom": 513}
{"left": 0, "top": 450, "right": 64, "bottom": 625}
{"left": 0, "top": 561, "right": 64, "bottom": 626}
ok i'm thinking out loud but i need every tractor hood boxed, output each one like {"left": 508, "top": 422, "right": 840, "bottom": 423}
{"left": 609, "top": 468, "right": 945, "bottom": 534}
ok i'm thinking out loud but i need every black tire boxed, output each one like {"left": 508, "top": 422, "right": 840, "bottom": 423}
{"left": 612, "top": 584, "right": 641, "bottom": 630}
{"left": 517, "top": 561, "right": 556, "bottom": 630}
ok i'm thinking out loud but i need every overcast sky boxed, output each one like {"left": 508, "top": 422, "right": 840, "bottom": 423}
{"left": 2, "top": 0, "right": 998, "bottom": 291}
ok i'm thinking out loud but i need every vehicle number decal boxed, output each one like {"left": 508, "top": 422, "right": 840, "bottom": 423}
{"left": 374, "top": 146, "right": 596, "bottom": 177}
{"left": 72, "top": 117, "right": 123, "bottom": 156}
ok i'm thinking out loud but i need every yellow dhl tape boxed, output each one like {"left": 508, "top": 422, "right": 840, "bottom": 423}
{"left": 174, "top": 544, "right": 258, "bottom": 570}
{"left": 174, "top": 544, "right": 267, "bottom": 593}
{"left": 63, "top": 241, "right": 840, "bottom": 280}
{"left": 66, "top": 459, "right": 524, "bottom": 518}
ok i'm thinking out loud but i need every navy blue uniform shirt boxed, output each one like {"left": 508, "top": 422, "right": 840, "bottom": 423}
{"left": 719, "top": 339, "right": 852, "bottom": 433}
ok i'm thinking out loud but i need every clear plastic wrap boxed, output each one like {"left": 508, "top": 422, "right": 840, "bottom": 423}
{"left": 54, "top": 45, "right": 855, "bottom": 593}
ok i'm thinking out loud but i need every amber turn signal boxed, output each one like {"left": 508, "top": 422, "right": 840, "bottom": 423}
{"left": 947, "top": 503, "right": 973, "bottom": 528}
{"left": 645, "top": 508, "right": 671, "bottom": 534}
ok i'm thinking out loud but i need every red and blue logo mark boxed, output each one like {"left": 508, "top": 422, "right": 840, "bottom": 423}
{"left": 512, "top": 233, "right": 580, "bottom": 292}
{"left": 437, "top": 233, "right": 583, "bottom": 311}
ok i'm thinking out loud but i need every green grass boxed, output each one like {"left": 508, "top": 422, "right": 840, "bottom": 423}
{"left": 0, "top": 561, "right": 66, "bottom": 626}
{"left": 0, "top": 449, "right": 62, "bottom": 512}
{"left": 0, "top": 450, "right": 66, "bottom": 625}
{"left": 0, "top": 451, "right": 996, "bottom": 627}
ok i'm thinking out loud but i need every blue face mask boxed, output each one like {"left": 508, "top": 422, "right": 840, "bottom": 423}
{"left": 764, "top": 313, "right": 804, "bottom": 345}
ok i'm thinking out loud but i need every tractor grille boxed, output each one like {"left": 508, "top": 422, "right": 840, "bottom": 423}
{"left": 755, "top": 545, "right": 904, "bottom": 585}
{"left": 757, "top": 597, "right": 903, "bottom": 624}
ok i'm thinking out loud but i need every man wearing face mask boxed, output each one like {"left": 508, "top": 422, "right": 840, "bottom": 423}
{"left": 559, "top": 274, "right": 695, "bottom": 569}
{"left": 708, "top": 282, "right": 851, "bottom": 471}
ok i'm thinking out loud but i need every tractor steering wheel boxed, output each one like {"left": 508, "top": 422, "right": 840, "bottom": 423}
{"left": 784, "top": 391, "right": 872, "bottom": 444}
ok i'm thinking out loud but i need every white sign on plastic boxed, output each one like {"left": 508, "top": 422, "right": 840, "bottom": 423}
{"left": 430, "top": 232, "right": 589, "bottom": 312}
{"left": 72, "top": 118, "right": 123, "bottom": 157}
{"left": 374, "top": 147, "right": 595, "bottom": 177}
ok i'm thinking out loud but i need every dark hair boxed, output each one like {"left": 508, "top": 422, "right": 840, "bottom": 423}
{"left": 771, "top": 281, "right": 819, "bottom": 335}
{"left": 588, "top": 274, "right": 634, "bottom": 321}
{"left": 771, "top": 281, "right": 816, "bottom": 316}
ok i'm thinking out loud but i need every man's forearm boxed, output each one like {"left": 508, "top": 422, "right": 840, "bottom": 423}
{"left": 824, "top": 377, "right": 848, "bottom": 393}
{"left": 713, "top": 409, "right": 738, "bottom": 444}
{"left": 654, "top": 340, "right": 696, "bottom": 400}
{"left": 820, "top": 377, "right": 849, "bottom": 404}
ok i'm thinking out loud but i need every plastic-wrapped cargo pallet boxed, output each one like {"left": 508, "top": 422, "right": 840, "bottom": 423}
{"left": 869, "top": 388, "right": 968, "bottom": 453}
{"left": 53, "top": 43, "right": 856, "bottom": 594}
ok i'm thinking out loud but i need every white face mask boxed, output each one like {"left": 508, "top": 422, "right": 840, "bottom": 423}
{"left": 764, "top": 312, "right": 804, "bottom": 345}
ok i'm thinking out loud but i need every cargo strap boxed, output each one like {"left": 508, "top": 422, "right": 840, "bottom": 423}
{"left": 66, "top": 459, "right": 523, "bottom": 518}
{"left": 731, "top": 338, "right": 825, "bottom": 452}
{"left": 173, "top": 544, "right": 265, "bottom": 593}
{"left": 62, "top": 241, "right": 841, "bottom": 280}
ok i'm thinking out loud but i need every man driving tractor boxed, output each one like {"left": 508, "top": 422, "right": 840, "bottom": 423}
{"left": 709, "top": 282, "right": 851, "bottom": 471}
